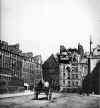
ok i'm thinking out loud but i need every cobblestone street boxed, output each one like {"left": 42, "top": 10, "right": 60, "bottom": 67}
{"left": 0, "top": 93, "right": 99, "bottom": 108}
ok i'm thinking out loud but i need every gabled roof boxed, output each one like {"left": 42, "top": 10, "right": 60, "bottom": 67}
{"left": 42, "top": 54, "right": 59, "bottom": 69}
{"left": 93, "top": 45, "right": 100, "bottom": 56}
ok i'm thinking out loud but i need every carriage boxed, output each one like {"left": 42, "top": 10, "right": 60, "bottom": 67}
{"left": 34, "top": 80, "right": 52, "bottom": 100}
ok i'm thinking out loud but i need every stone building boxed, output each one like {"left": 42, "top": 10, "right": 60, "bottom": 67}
{"left": 42, "top": 45, "right": 88, "bottom": 92}
{"left": 90, "top": 45, "right": 100, "bottom": 72}
{"left": 0, "top": 40, "right": 24, "bottom": 92}
{"left": 0, "top": 40, "right": 43, "bottom": 92}
{"left": 22, "top": 53, "right": 42, "bottom": 89}
{"left": 32, "top": 55, "right": 43, "bottom": 85}
{"left": 81, "top": 45, "right": 100, "bottom": 94}
{"left": 58, "top": 45, "right": 88, "bottom": 92}
{"left": 42, "top": 54, "right": 59, "bottom": 91}
{"left": 78, "top": 43, "right": 84, "bottom": 57}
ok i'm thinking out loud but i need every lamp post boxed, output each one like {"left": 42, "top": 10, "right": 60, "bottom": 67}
{"left": 87, "top": 35, "right": 93, "bottom": 94}
{"left": 88, "top": 35, "right": 93, "bottom": 74}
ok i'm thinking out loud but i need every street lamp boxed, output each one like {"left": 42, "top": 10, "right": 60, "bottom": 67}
{"left": 88, "top": 35, "right": 93, "bottom": 74}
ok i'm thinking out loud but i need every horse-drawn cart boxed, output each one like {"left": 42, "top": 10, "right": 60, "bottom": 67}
{"left": 34, "top": 80, "right": 52, "bottom": 100}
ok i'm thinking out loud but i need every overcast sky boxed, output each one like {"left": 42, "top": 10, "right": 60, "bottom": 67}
{"left": 1, "top": 0, "right": 100, "bottom": 61}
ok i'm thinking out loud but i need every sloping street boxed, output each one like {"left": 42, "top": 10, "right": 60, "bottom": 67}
{"left": 0, "top": 93, "right": 99, "bottom": 108}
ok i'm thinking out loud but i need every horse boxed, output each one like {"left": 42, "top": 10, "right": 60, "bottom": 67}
{"left": 34, "top": 80, "right": 52, "bottom": 100}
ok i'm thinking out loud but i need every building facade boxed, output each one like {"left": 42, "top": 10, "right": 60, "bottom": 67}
{"left": 0, "top": 40, "right": 43, "bottom": 92}
{"left": 0, "top": 40, "right": 24, "bottom": 92}
{"left": 59, "top": 45, "right": 88, "bottom": 92}
{"left": 22, "top": 53, "right": 42, "bottom": 89}
{"left": 81, "top": 45, "right": 100, "bottom": 94}
{"left": 42, "top": 54, "right": 59, "bottom": 91}
{"left": 90, "top": 45, "right": 100, "bottom": 72}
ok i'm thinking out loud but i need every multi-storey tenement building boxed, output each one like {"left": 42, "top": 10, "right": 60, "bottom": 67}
{"left": 0, "top": 40, "right": 24, "bottom": 92}
{"left": 31, "top": 55, "right": 43, "bottom": 86}
{"left": 22, "top": 53, "right": 33, "bottom": 89}
{"left": 22, "top": 53, "right": 42, "bottom": 89}
{"left": 0, "top": 41, "right": 23, "bottom": 80}
{"left": 0, "top": 40, "right": 43, "bottom": 92}
{"left": 90, "top": 45, "right": 100, "bottom": 72}
{"left": 59, "top": 45, "right": 88, "bottom": 92}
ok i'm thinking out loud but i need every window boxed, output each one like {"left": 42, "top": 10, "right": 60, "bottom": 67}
{"left": 36, "top": 64, "right": 38, "bottom": 68}
{"left": 63, "top": 80, "right": 65, "bottom": 84}
{"left": 67, "top": 76, "right": 70, "bottom": 79}
{"left": 68, "top": 81, "right": 70, "bottom": 87}
{"left": 66, "top": 66, "right": 71, "bottom": 73}
{"left": 76, "top": 74, "right": 78, "bottom": 79}
{"left": 72, "top": 68, "right": 74, "bottom": 72}
{"left": 0, "top": 51, "right": 1, "bottom": 55}
{"left": 76, "top": 81, "right": 78, "bottom": 86}
{"left": 72, "top": 74, "right": 74, "bottom": 79}
{"left": 72, "top": 81, "right": 74, "bottom": 86}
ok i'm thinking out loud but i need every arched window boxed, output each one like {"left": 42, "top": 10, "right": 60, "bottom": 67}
{"left": 66, "top": 66, "right": 71, "bottom": 73}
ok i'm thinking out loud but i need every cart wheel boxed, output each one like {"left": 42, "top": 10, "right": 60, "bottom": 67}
{"left": 48, "top": 89, "right": 52, "bottom": 100}
{"left": 34, "top": 91, "right": 38, "bottom": 100}
{"left": 36, "top": 92, "right": 38, "bottom": 100}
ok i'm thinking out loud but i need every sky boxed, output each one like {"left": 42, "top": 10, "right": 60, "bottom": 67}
{"left": 1, "top": 0, "right": 100, "bottom": 61}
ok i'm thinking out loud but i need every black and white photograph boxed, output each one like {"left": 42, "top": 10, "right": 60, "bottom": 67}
{"left": 0, "top": 0, "right": 100, "bottom": 108}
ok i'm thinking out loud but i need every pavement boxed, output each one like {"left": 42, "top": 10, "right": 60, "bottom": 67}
{"left": 0, "top": 90, "right": 62, "bottom": 99}
{"left": 0, "top": 90, "right": 34, "bottom": 99}
{"left": 0, "top": 90, "right": 100, "bottom": 99}
{"left": 0, "top": 92, "right": 99, "bottom": 108}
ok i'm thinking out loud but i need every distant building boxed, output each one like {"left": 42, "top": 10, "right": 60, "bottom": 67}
{"left": 90, "top": 45, "right": 100, "bottom": 72}
{"left": 0, "top": 40, "right": 43, "bottom": 92}
{"left": 21, "top": 53, "right": 34, "bottom": 89}
{"left": 32, "top": 55, "right": 43, "bottom": 85}
{"left": 93, "top": 45, "right": 100, "bottom": 56}
{"left": 82, "top": 44, "right": 100, "bottom": 94}
{"left": 42, "top": 45, "right": 88, "bottom": 92}
{"left": 42, "top": 54, "right": 59, "bottom": 91}
{"left": 78, "top": 43, "right": 84, "bottom": 58}
{"left": 79, "top": 58, "right": 88, "bottom": 79}
{"left": 58, "top": 45, "right": 88, "bottom": 92}
{"left": 22, "top": 53, "right": 42, "bottom": 89}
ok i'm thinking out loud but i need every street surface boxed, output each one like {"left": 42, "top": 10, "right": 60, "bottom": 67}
{"left": 0, "top": 93, "right": 100, "bottom": 108}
